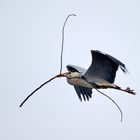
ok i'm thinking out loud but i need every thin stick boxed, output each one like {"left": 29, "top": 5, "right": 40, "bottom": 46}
{"left": 19, "top": 76, "right": 57, "bottom": 107}
{"left": 60, "top": 14, "right": 76, "bottom": 74}
{"left": 95, "top": 88, "right": 123, "bottom": 122}
{"left": 19, "top": 14, "right": 76, "bottom": 107}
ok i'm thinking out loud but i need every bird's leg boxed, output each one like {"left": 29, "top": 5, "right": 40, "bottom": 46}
{"left": 112, "top": 84, "right": 136, "bottom": 95}
{"left": 93, "top": 81, "right": 136, "bottom": 95}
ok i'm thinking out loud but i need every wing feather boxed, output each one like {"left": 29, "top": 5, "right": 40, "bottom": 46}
{"left": 74, "top": 86, "right": 92, "bottom": 101}
{"left": 67, "top": 65, "right": 86, "bottom": 74}
{"left": 84, "top": 50, "right": 127, "bottom": 83}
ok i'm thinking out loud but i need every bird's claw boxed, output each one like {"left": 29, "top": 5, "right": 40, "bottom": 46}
{"left": 125, "top": 87, "right": 136, "bottom": 95}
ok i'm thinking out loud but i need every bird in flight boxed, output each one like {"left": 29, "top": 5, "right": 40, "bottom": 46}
{"left": 58, "top": 50, "right": 135, "bottom": 101}
{"left": 19, "top": 14, "right": 135, "bottom": 122}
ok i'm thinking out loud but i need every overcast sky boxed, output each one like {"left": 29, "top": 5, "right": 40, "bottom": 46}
{"left": 1, "top": 0, "right": 140, "bottom": 140}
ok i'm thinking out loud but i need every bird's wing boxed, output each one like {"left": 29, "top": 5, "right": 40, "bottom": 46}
{"left": 66, "top": 65, "right": 92, "bottom": 101}
{"left": 74, "top": 86, "right": 92, "bottom": 101}
{"left": 67, "top": 65, "right": 86, "bottom": 74}
{"left": 83, "top": 50, "right": 128, "bottom": 84}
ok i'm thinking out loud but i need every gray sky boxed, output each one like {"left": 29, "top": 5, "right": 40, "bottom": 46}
{"left": 1, "top": 0, "right": 140, "bottom": 140}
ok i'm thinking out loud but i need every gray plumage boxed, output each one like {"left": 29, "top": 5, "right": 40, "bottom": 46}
{"left": 66, "top": 50, "right": 128, "bottom": 101}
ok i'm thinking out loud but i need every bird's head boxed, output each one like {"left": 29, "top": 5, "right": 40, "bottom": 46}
{"left": 56, "top": 71, "right": 80, "bottom": 78}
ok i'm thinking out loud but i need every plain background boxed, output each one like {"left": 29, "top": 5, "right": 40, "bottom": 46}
{"left": 0, "top": 0, "right": 140, "bottom": 140}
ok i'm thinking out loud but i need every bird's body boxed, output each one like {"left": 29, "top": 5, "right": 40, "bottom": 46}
{"left": 61, "top": 50, "right": 135, "bottom": 101}
{"left": 67, "top": 75, "right": 93, "bottom": 88}
{"left": 19, "top": 49, "right": 135, "bottom": 108}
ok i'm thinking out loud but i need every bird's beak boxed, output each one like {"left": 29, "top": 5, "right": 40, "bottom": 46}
{"left": 56, "top": 72, "right": 71, "bottom": 77}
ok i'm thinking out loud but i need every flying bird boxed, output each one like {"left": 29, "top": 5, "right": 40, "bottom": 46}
{"left": 57, "top": 50, "right": 135, "bottom": 101}
{"left": 19, "top": 15, "right": 135, "bottom": 122}
{"left": 20, "top": 49, "right": 136, "bottom": 107}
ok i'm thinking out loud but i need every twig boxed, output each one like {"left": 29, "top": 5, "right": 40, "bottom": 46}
{"left": 19, "top": 14, "right": 76, "bottom": 107}
{"left": 19, "top": 76, "right": 57, "bottom": 107}
{"left": 60, "top": 14, "right": 76, "bottom": 74}
{"left": 95, "top": 88, "right": 123, "bottom": 122}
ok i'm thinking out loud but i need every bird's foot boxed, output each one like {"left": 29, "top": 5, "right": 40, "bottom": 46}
{"left": 125, "top": 87, "right": 136, "bottom": 95}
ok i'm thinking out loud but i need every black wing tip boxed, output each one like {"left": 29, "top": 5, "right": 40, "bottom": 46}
{"left": 66, "top": 65, "right": 78, "bottom": 72}
{"left": 79, "top": 94, "right": 92, "bottom": 102}
{"left": 78, "top": 96, "right": 82, "bottom": 102}
{"left": 90, "top": 50, "right": 98, "bottom": 55}
{"left": 74, "top": 86, "right": 92, "bottom": 102}
{"left": 66, "top": 65, "right": 86, "bottom": 73}
{"left": 90, "top": 50, "right": 103, "bottom": 54}
{"left": 90, "top": 50, "right": 99, "bottom": 52}
{"left": 90, "top": 50, "right": 129, "bottom": 73}
{"left": 81, "top": 92, "right": 92, "bottom": 102}
{"left": 119, "top": 63, "right": 129, "bottom": 73}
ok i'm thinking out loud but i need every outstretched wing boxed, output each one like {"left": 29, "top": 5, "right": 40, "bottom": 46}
{"left": 74, "top": 86, "right": 92, "bottom": 101}
{"left": 66, "top": 65, "right": 92, "bottom": 101}
{"left": 67, "top": 64, "right": 86, "bottom": 74}
{"left": 84, "top": 50, "right": 128, "bottom": 84}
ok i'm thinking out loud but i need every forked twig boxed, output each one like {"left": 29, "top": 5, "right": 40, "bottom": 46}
{"left": 19, "top": 14, "right": 76, "bottom": 107}
{"left": 60, "top": 14, "right": 76, "bottom": 74}
{"left": 95, "top": 88, "right": 123, "bottom": 122}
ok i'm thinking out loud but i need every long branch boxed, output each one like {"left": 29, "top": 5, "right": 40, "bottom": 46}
{"left": 95, "top": 88, "right": 123, "bottom": 122}
{"left": 19, "top": 76, "right": 57, "bottom": 107}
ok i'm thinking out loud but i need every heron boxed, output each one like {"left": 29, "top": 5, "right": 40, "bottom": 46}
{"left": 57, "top": 50, "right": 135, "bottom": 101}
{"left": 19, "top": 49, "right": 135, "bottom": 122}
{"left": 19, "top": 49, "right": 136, "bottom": 106}
{"left": 19, "top": 15, "right": 135, "bottom": 121}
